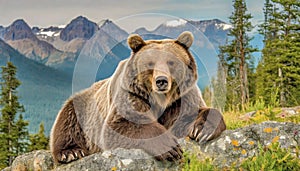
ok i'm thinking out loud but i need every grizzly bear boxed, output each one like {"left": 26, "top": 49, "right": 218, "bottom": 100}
{"left": 50, "top": 31, "right": 226, "bottom": 163}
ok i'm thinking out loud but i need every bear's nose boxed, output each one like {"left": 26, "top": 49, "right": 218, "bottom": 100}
{"left": 155, "top": 76, "right": 169, "bottom": 91}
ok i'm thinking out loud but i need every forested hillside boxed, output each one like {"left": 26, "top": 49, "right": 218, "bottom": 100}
{"left": 0, "top": 39, "right": 71, "bottom": 134}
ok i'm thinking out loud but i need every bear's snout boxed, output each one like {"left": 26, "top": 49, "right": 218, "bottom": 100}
{"left": 155, "top": 76, "right": 169, "bottom": 91}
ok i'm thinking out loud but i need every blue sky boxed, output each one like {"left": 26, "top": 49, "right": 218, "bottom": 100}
{"left": 0, "top": 0, "right": 264, "bottom": 29}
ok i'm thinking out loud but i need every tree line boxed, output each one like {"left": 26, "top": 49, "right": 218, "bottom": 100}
{"left": 212, "top": 0, "right": 300, "bottom": 112}
{"left": 0, "top": 62, "right": 49, "bottom": 169}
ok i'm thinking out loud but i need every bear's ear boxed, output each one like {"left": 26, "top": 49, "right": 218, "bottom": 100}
{"left": 127, "top": 34, "right": 146, "bottom": 53}
{"left": 176, "top": 31, "right": 194, "bottom": 49}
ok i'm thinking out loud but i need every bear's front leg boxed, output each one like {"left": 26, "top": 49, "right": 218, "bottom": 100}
{"left": 189, "top": 107, "right": 226, "bottom": 142}
{"left": 50, "top": 99, "right": 90, "bottom": 163}
{"left": 105, "top": 113, "right": 183, "bottom": 161}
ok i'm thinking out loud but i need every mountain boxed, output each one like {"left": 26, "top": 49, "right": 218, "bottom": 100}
{"left": 60, "top": 16, "right": 98, "bottom": 41}
{"left": 135, "top": 19, "right": 231, "bottom": 49}
{"left": 34, "top": 16, "right": 98, "bottom": 54}
{"left": 33, "top": 26, "right": 63, "bottom": 41}
{"left": 71, "top": 19, "right": 130, "bottom": 91}
{"left": 1, "top": 19, "right": 75, "bottom": 66}
{"left": 0, "top": 26, "right": 4, "bottom": 39}
{"left": 3, "top": 19, "right": 36, "bottom": 40}
{"left": 0, "top": 39, "right": 71, "bottom": 135}
{"left": 2, "top": 17, "right": 230, "bottom": 80}
{"left": 32, "top": 17, "right": 130, "bottom": 79}
{"left": 188, "top": 19, "right": 232, "bottom": 48}
{"left": 99, "top": 19, "right": 129, "bottom": 43}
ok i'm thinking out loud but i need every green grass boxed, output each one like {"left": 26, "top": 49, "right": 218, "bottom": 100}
{"left": 181, "top": 153, "right": 218, "bottom": 171}
{"left": 223, "top": 107, "right": 300, "bottom": 130}
{"left": 240, "top": 142, "right": 300, "bottom": 171}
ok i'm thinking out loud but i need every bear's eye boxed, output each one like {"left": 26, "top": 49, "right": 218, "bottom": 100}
{"left": 147, "top": 62, "right": 154, "bottom": 67}
{"left": 167, "top": 61, "right": 175, "bottom": 66}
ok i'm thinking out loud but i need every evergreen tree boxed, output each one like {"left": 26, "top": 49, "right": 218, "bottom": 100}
{"left": 256, "top": 0, "right": 300, "bottom": 106}
{"left": 0, "top": 62, "right": 29, "bottom": 168}
{"left": 218, "top": 0, "right": 257, "bottom": 111}
{"left": 14, "top": 114, "right": 29, "bottom": 155}
{"left": 29, "top": 122, "right": 49, "bottom": 151}
{"left": 259, "top": 0, "right": 276, "bottom": 41}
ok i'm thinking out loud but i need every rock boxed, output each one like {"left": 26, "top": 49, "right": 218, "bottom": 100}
{"left": 278, "top": 107, "right": 300, "bottom": 118}
{"left": 10, "top": 150, "right": 53, "bottom": 171}
{"left": 201, "top": 121, "right": 300, "bottom": 167}
{"left": 239, "top": 111, "right": 256, "bottom": 120}
{"left": 54, "top": 149, "right": 180, "bottom": 171}
{"left": 7, "top": 121, "right": 300, "bottom": 170}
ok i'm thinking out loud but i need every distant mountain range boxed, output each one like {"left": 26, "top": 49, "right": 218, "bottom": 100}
{"left": 0, "top": 16, "right": 233, "bottom": 135}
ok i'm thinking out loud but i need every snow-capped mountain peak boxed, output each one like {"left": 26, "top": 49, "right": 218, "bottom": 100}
{"left": 34, "top": 26, "right": 62, "bottom": 39}
{"left": 216, "top": 23, "right": 232, "bottom": 30}
{"left": 58, "top": 25, "right": 65, "bottom": 29}
{"left": 37, "top": 30, "right": 58, "bottom": 37}
{"left": 165, "top": 19, "right": 187, "bottom": 27}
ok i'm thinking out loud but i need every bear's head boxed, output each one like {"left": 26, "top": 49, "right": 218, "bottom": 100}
{"left": 123, "top": 31, "right": 197, "bottom": 107}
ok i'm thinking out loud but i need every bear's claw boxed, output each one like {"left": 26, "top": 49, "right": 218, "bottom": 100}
{"left": 189, "top": 121, "right": 216, "bottom": 143}
{"left": 189, "top": 108, "right": 225, "bottom": 143}
{"left": 155, "top": 148, "right": 183, "bottom": 161}
{"left": 155, "top": 144, "right": 183, "bottom": 162}
{"left": 57, "top": 148, "right": 86, "bottom": 163}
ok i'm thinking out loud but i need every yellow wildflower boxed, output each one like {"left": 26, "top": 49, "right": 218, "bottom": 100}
{"left": 248, "top": 141, "right": 255, "bottom": 145}
{"left": 272, "top": 136, "right": 280, "bottom": 143}
{"left": 231, "top": 140, "right": 239, "bottom": 146}
{"left": 241, "top": 149, "right": 247, "bottom": 155}
{"left": 263, "top": 127, "right": 273, "bottom": 133}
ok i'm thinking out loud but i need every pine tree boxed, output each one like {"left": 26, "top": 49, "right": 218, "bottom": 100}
{"left": 256, "top": 0, "right": 300, "bottom": 106}
{"left": 218, "top": 0, "right": 257, "bottom": 111}
{"left": 29, "top": 122, "right": 49, "bottom": 151}
{"left": 259, "top": 0, "right": 276, "bottom": 41}
{"left": 0, "top": 62, "right": 29, "bottom": 168}
{"left": 14, "top": 114, "right": 29, "bottom": 155}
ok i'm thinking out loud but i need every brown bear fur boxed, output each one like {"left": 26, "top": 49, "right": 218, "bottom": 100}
{"left": 50, "top": 31, "right": 226, "bottom": 163}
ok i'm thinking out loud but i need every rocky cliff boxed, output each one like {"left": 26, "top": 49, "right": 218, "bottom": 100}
{"left": 60, "top": 16, "right": 98, "bottom": 42}
{"left": 5, "top": 121, "right": 300, "bottom": 171}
